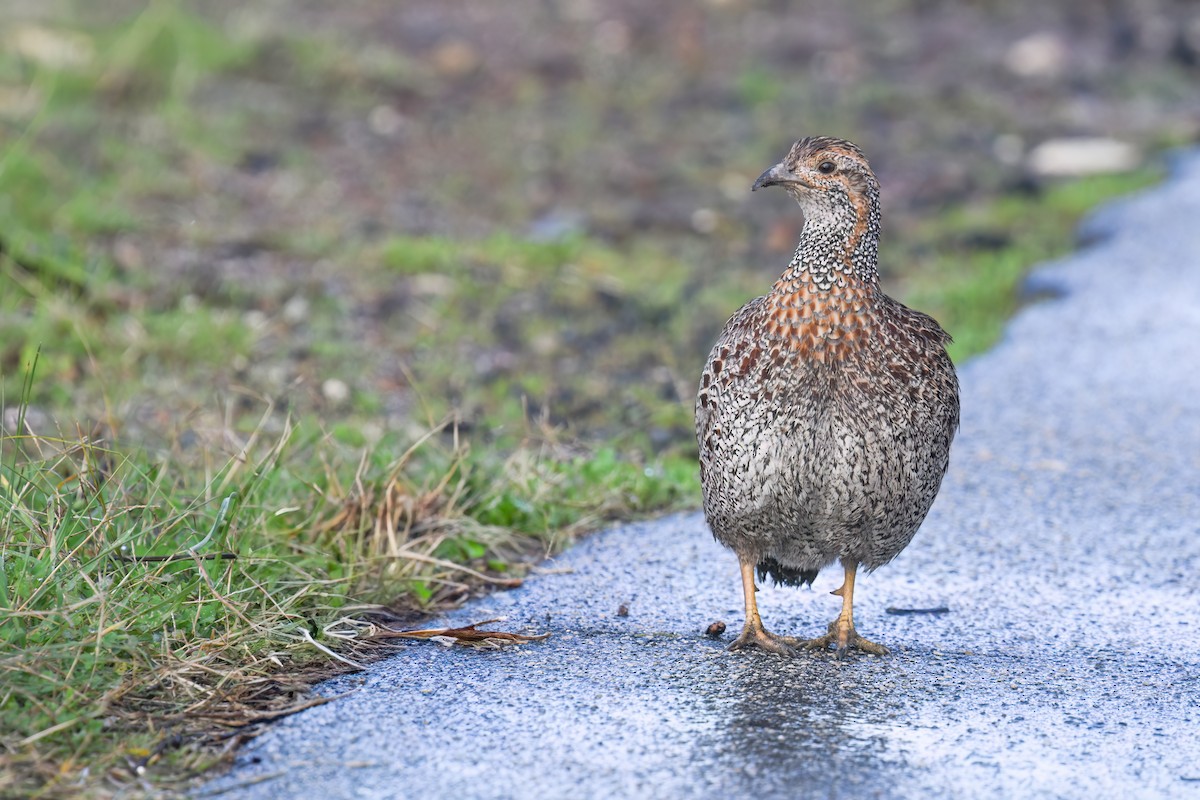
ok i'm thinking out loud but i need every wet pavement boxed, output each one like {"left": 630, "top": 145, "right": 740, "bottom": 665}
{"left": 200, "top": 153, "right": 1200, "bottom": 800}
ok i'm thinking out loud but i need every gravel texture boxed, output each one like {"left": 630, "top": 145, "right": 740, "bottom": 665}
{"left": 200, "top": 152, "right": 1200, "bottom": 800}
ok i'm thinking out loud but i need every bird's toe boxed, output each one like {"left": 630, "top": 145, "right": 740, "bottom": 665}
{"left": 802, "top": 623, "right": 890, "bottom": 657}
{"left": 848, "top": 635, "right": 889, "bottom": 657}
{"left": 727, "top": 625, "right": 799, "bottom": 657}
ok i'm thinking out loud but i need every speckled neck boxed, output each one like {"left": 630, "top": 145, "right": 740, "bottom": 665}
{"left": 777, "top": 184, "right": 881, "bottom": 293}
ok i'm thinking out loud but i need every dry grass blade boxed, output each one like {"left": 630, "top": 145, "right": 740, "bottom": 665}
{"left": 369, "top": 618, "right": 551, "bottom": 649}
{"left": 187, "top": 694, "right": 350, "bottom": 729}
{"left": 391, "top": 550, "right": 524, "bottom": 588}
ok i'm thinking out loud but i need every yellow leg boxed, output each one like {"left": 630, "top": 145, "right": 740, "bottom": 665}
{"left": 727, "top": 556, "right": 798, "bottom": 656}
{"left": 803, "top": 560, "right": 889, "bottom": 656}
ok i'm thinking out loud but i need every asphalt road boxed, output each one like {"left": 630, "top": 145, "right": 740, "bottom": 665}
{"left": 200, "top": 153, "right": 1200, "bottom": 800}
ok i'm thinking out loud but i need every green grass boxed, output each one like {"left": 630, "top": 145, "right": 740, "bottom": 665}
{"left": 0, "top": 402, "right": 697, "bottom": 797}
{"left": 893, "top": 171, "right": 1162, "bottom": 360}
{"left": 365, "top": 231, "right": 757, "bottom": 444}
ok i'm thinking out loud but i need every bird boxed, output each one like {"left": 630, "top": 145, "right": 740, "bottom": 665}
{"left": 695, "top": 136, "right": 960, "bottom": 656}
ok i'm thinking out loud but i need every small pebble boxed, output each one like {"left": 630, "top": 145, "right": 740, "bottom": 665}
{"left": 691, "top": 208, "right": 720, "bottom": 235}
{"left": 368, "top": 105, "right": 405, "bottom": 138}
{"left": 322, "top": 378, "right": 351, "bottom": 405}
{"left": 282, "top": 296, "right": 310, "bottom": 324}
{"left": 617, "top": 604, "right": 629, "bottom": 617}
{"left": 1004, "top": 31, "right": 1067, "bottom": 79}
{"left": 704, "top": 621, "right": 726, "bottom": 637}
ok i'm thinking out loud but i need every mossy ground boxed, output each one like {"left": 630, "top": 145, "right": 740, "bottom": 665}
{"left": 0, "top": 0, "right": 1187, "bottom": 796}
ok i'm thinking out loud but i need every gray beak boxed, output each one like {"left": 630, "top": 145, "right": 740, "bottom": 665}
{"left": 752, "top": 162, "right": 791, "bottom": 191}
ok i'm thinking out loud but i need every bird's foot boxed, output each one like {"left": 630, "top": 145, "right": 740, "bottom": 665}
{"left": 727, "top": 623, "right": 799, "bottom": 657}
{"left": 802, "top": 619, "right": 889, "bottom": 657}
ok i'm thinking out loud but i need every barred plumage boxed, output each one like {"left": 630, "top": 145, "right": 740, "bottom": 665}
{"left": 696, "top": 137, "right": 960, "bottom": 656}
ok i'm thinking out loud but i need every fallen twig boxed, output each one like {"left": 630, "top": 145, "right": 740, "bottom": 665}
{"left": 885, "top": 606, "right": 951, "bottom": 615}
{"left": 368, "top": 618, "right": 550, "bottom": 649}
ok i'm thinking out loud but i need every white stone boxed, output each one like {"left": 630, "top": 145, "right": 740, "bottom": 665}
{"left": 691, "top": 208, "right": 720, "bottom": 235}
{"left": 322, "top": 378, "right": 351, "bottom": 405}
{"left": 1004, "top": 32, "right": 1068, "bottom": 79}
{"left": 282, "top": 296, "right": 310, "bottom": 325}
{"left": 11, "top": 25, "right": 93, "bottom": 69}
{"left": 1026, "top": 138, "right": 1141, "bottom": 177}
{"left": 243, "top": 310, "right": 269, "bottom": 330}
{"left": 368, "top": 105, "right": 405, "bottom": 138}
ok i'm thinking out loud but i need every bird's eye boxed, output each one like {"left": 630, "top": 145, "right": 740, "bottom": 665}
{"left": 817, "top": 160, "right": 837, "bottom": 175}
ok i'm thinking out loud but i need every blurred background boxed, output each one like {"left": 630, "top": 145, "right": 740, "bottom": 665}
{"left": 2, "top": 0, "right": 1198, "bottom": 458}
{"left": 3, "top": 3, "right": 1200, "bottom": 790}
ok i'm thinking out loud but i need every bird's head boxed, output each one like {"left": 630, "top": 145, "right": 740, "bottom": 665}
{"left": 752, "top": 136, "right": 879, "bottom": 210}
{"left": 752, "top": 136, "right": 882, "bottom": 284}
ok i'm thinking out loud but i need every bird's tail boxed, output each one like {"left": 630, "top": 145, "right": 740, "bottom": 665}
{"left": 756, "top": 557, "right": 819, "bottom": 588}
